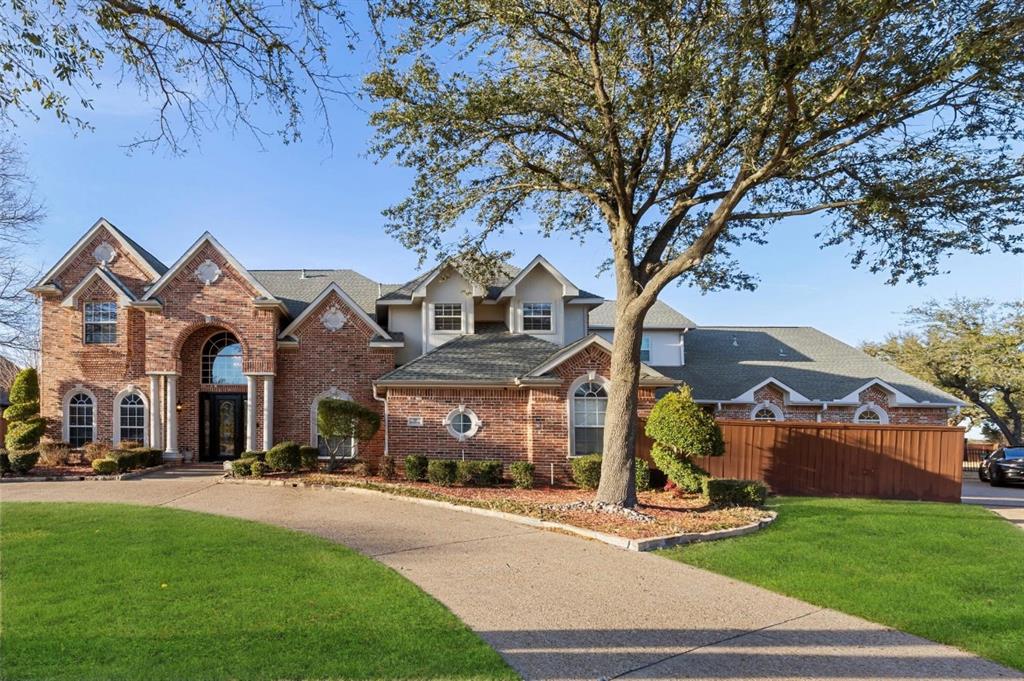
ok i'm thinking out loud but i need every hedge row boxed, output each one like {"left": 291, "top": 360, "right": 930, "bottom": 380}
{"left": 402, "top": 456, "right": 533, "bottom": 488}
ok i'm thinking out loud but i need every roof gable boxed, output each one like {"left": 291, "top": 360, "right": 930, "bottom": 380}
{"left": 526, "top": 333, "right": 673, "bottom": 383}
{"left": 60, "top": 268, "right": 137, "bottom": 307}
{"left": 34, "top": 218, "right": 166, "bottom": 289}
{"left": 142, "top": 232, "right": 280, "bottom": 304}
{"left": 278, "top": 283, "right": 392, "bottom": 341}
{"left": 589, "top": 299, "right": 696, "bottom": 329}
{"left": 498, "top": 255, "right": 579, "bottom": 299}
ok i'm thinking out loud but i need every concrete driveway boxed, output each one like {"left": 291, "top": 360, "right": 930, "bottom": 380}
{"left": 962, "top": 477, "right": 1024, "bottom": 529}
{"left": 2, "top": 468, "right": 1020, "bottom": 681}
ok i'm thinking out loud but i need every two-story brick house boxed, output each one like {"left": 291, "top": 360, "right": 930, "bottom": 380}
{"left": 30, "top": 219, "right": 961, "bottom": 478}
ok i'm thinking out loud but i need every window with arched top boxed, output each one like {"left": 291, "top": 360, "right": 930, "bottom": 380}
{"left": 751, "top": 402, "right": 784, "bottom": 422}
{"left": 572, "top": 380, "right": 608, "bottom": 456}
{"left": 753, "top": 408, "right": 778, "bottom": 421}
{"left": 202, "top": 332, "right": 245, "bottom": 385}
{"left": 117, "top": 392, "right": 147, "bottom": 445}
{"left": 67, "top": 392, "right": 95, "bottom": 447}
{"left": 854, "top": 404, "right": 889, "bottom": 424}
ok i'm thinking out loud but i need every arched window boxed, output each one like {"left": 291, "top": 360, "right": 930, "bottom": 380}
{"left": 116, "top": 391, "right": 147, "bottom": 446}
{"left": 66, "top": 392, "right": 95, "bottom": 447}
{"left": 751, "top": 402, "right": 784, "bottom": 422}
{"left": 445, "top": 407, "right": 481, "bottom": 440}
{"left": 572, "top": 379, "right": 608, "bottom": 456}
{"left": 202, "top": 332, "right": 245, "bottom": 385}
{"left": 854, "top": 404, "right": 889, "bottom": 424}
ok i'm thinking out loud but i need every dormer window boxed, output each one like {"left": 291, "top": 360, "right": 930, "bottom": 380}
{"left": 523, "top": 303, "right": 552, "bottom": 331}
{"left": 83, "top": 302, "right": 117, "bottom": 344}
{"left": 433, "top": 303, "right": 463, "bottom": 332}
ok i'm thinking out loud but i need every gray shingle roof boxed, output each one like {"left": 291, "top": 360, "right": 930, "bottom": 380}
{"left": 654, "top": 327, "right": 961, "bottom": 404}
{"left": 251, "top": 270, "right": 391, "bottom": 318}
{"left": 106, "top": 222, "right": 168, "bottom": 275}
{"left": 589, "top": 300, "right": 696, "bottom": 329}
{"left": 377, "top": 324, "right": 560, "bottom": 383}
{"left": 380, "top": 262, "right": 523, "bottom": 302}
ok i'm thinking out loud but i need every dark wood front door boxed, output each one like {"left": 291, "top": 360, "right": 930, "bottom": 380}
{"left": 199, "top": 393, "right": 246, "bottom": 460}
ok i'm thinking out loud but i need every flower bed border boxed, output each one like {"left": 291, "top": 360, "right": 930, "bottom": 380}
{"left": 221, "top": 475, "right": 777, "bottom": 552}
{"left": 0, "top": 463, "right": 179, "bottom": 483}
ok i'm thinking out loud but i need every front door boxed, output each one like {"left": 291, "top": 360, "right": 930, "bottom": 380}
{"left": 199, "top": 393, "right": 246, "bottom": 460}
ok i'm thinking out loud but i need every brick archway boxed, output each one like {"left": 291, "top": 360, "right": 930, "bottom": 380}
{"left": 171, "top": 319, "right": 252, "bottom": 376}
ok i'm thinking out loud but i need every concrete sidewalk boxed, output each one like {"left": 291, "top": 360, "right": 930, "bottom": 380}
{"left": 2, "top": 469, "right": 1020, "bottom": 681}
{"left": 962, "top": 478, "right": 1024, "bottom": 529}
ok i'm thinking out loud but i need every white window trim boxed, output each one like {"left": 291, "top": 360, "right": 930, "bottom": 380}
{"left": 521, "top": 301, "right": 556, "bottom": 335}
{"left": 113, "top": 386, "right": 149, "bottom": 447}
{"left": 63, "top": 386, "right": 98, "bottom": 446}
{"left": 430, "top": 302, "right": 465, "bottom": 335}
{"left": 444, "top": 405, "right": 481, "bottom": 441}
{"left": 751, "top": 401, "right": 784, "bottom": 422}
{"left": 83, "top": 301, "right": 118, "bottom": 345}
{"left": 639, "top": 334, "right": 652, "bottom": 363}
{"left": 310, "top": 388, "right": 358, "bottom": 459}
{"left": 854, "top": 403, "right": 889, "bottom": 425}
{"left": 567, "top": 373, "right": 610, "bottom": 458}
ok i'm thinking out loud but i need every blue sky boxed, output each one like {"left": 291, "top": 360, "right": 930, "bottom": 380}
{"left": 16, "top": 56, "right": 1023, "bottom": 347}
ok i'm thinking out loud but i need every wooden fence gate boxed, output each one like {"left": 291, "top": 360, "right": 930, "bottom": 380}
{"left": 638, "top": 420, "right": 964, "bottom": 503}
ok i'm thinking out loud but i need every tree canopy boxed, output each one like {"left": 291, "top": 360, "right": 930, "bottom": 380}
{"left": 0, "top": 137, "right": 42, "bottom": 361}
{"left": 864, "top": 298, "right": 1023, "bottom": 446}
{"left": 367, "top": 0, "right": 1024, "bottom": 507}
{"left": 2, "top": 0, "right": 354, "bottom": 151}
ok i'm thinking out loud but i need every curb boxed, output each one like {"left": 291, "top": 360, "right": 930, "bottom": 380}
{"left": 0, "top": 463, "right": 179, "bottom": 483}
{"left": 220, "top": 476, "right": 777, "bottom": 552}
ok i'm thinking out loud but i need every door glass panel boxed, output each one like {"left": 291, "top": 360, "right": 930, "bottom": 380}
{"left": 218, "top": 400, "right": 235, "bottom": 456}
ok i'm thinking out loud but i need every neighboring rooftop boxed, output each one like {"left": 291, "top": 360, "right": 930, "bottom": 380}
{"left": 589, "top": 300, "right": 696, "bottom": 329}
{"left": 655, "top": 326, "right": 961, "bottom": 405}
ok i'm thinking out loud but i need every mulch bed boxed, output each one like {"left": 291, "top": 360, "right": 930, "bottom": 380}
{"left": 10, "top": 464, "right": 96, "bottom": 478}
{"left": 265, "top": 471, "right": 770, "bottom": 540}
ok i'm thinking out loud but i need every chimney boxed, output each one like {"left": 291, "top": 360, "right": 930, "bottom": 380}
{"left": 300, "top": 269, "right": 307, "bottom": 279}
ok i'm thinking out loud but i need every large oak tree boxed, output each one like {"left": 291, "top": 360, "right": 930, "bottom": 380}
{"left": 366, "top": 0, "right": 1024, "bottom": 507}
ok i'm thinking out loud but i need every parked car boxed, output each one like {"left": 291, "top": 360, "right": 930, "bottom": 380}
{"left": 979, "top": 447, "right": 1024, "bottom": 486}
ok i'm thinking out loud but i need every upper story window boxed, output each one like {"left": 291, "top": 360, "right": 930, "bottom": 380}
{"left": 433, "top": 303, "right": 463, "bottom": 332}
{"left": 202, "top": 332, "right": 245, "bottom": 385}
{"left": 83, "top": 302, "right": 117, "bottom": 344}
{"left": 523, "top": 303, "right": 552, "bottom": 332}
{"left": 640, "top": 335, "right": 652, "bottom": 363}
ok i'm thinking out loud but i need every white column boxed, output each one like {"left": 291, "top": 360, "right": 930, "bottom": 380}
{"left": 246, "top": 374, "right": 258, "bottom": 452}
{"left": 164, "top": 374, "right": 178, "bottom": 457}
{"left": 262, "top": 376, "right": 274, "bottom": 451}
{"left": 149, "top": 375, "right": 163, "bottom": 451}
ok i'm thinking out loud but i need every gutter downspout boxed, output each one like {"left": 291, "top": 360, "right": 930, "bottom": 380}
{"left": 372, "top": 383, "right": 389, "bottom": 457}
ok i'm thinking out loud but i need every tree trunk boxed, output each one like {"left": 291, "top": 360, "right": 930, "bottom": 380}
{"left": 594, "top": 296, "right": 646, "bottom": 508}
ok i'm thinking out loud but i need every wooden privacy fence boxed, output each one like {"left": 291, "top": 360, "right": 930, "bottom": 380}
{"left": 638, "top": 420, "right": 965, "bottom": 503}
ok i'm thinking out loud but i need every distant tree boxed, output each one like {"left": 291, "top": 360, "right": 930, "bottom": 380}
{"left": 316, "top": 398, "right": 381, "bottom": 471}
{"left": 367, "top": 0, "right": 1024, "bottom": 507}
{"left": 4, "top": 367, "right": 46, "bottom": 451}
{"left": 646, "top": 386, "right": 724, "bottom": 492}
{"left": 864, "top": 298, "right": 1023, "bottom": 446}
{"left": 0, "top": 137, "right": 42, "bottom": 361}
{"left": 1, "top": 0, "right": 354, "bottom": 151}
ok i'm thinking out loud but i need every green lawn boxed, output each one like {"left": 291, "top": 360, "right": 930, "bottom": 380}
{"left": 0, "top": 502, "right": 516, "bottom": 681}
{"left": 660, "top": 496, "right": 1024, "bottom": 671}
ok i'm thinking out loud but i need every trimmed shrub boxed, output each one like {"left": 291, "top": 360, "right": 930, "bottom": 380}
{"left": 118, "top": 440, "right": 144, "bottom": 451}
{"left": 8, "top": 450, "right": 39, "bottom": 475}
{"left": 0, "top": 450, "right": 9, "bottom": 475}
{"left": 299, "top": 446, "right": 320, "bottom": 472}
{"left": 456, "top": 460, "right": 503, "bottom": 486}
{"left": 83, "top": 441, "right": 112, "bottom": 463}
{"left": 571, "top": 454, "right": 603, "bottom": 490}
{"left": 242, "top": 450, "right": 266, "bottom": 462}
{"left": 508, "top": 462, "right": 535, "bottom": 489}
{"left": 231, "top": 458, "right": 255, "bottom": 477}
{"left": 266, "top": 442, "right": 302, "bottom": 472}
{"left": 250, "top": 460, "right": 268, "bottom": 478}
{"left": 703, "top": 478, "right": 769, "bottom": 506}
{"left": 352, "top": 460, "right": 374, "bottom": 477}
{"left": 650, "top": 443, "right": 708, "bottom": 493}
{"left": 379, "top": 454, "right": 397, "bottom": 480}
{"left": 38, "top": 441, "right": 73, "bottom": 467}
{"left": 426, "top": 459, "right": 458, "bottom": 486}
{"left": 139, "top": 449, "right": 165, "bottom": 467}
{"left": 404, "top": 455, "right": 428, "bottom": 481}
{"left": 91, "top": 458, "right": 119, "bottom": 475}
{"left": 635, "top": 458, "right": 652, "bottom": 492}
{"left": 4, "top": 369, "right": 46, "bottom": 452}
{"left": 108, "top": 450, "right": 141, "bottom": 473}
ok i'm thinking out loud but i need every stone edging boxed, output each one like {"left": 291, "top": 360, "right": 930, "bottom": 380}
{"left": 0, "top": 463, "right": 179, "bottom": 483}
{"left": 220, "top": 476, "right": 777, "bottom": 552}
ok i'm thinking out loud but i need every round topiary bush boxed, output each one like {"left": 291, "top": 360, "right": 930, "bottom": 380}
{"left": 4, "top": 368, "right": 45, "bottom": 453}
{"left": 266, "top": 442, "right": 302, "bottom": 472}
{"left": 507, "top": 462, "right": 535, "bottom": 489}
{"left": 645, "top": 385, "right": 724, "bottom": 492}
{"left": 8, "top": 450, "right": 40, "bottom": 475}
{"left": 91, "top": 458, "right": 119, "bottom": 475}
{"left": 571, "top": 454, "right": 603, "bottom": 490}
